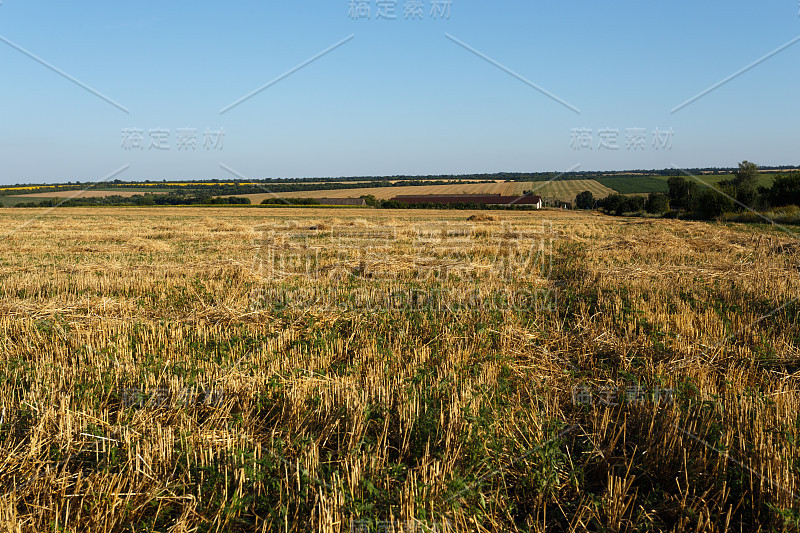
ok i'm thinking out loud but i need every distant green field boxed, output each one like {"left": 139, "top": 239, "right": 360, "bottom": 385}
{"left": 595, "top": 176, "right": 669, "bottom": 194}
{"left": 595, "top": 173, "right": 779, "bottom": 195}
{"left": 697, "top": 173, "right": 776, "bottom": 189}
{"left": 0, "top": 188, "right": 176, "bottom": 206}
{"left": 0, "top": 196, "right": 49, "bottom": 206}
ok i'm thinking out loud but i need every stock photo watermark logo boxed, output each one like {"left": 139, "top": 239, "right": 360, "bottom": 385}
{"left": 250, "top": 223, "right": 398, "bottom": 281}
{"left": 249, "top": 285, "right": 555, "bottom": 313}
{"left": 248, "top": 221, "right": 557, "bottom": 312}
{"left": 350, "top": 518, "right": 453, "bottom": 532}
{"left": 251, "top": 222, "right": 557, "bottom": 282}
{"left": 348, "top": 0, "right": 452, "bottom": 20}
{"left": 571, "top": 383, "right": 675, "bottom": 407}
{"left": 570, "top": 127, "right": 674, "bottom": 151}
{"left": 121, "top": 127, "right": 224, "bottom": 151}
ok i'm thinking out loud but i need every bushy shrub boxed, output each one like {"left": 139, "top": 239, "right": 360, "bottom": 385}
{"left": 600, "top": 194, "right": 645, "bottom": 216}
{"left": 575, "top": 190, "right": 594, "bottom": 209}
{"left": 646, "top": 193, "right": 670, "bottom": 214}
{"left": 690, "top": 188, "right": 735, "bottom": 220}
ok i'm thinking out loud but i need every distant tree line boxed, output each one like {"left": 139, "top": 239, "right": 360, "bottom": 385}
{"left": 359, "top": 195, "right": 540, "bottom": 211}
{"left": 1, "top": 178, "right": 495, "bottom": 198}
{"left": 260, "top": 198, "right": 321, "bottom": 205}
{"left": 183, "top": 180, "right": 478, "bottom": 196}
{"left": 574, "top": 190, "right": 669, "bottom": 215}
{"left": 13, "top": 193, "right": 252, "bottom": 208}
{"left": 11, "top": 166, "right": 800, "bottom": 197}
{"left": 580, "top": 162, "right": 800, "bottom": 221}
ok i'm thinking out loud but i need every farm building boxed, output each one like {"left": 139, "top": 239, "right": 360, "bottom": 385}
{"left": 316, "top": 198, "right": 367, "bottom": 206}
{"left": 392, "top": 194, "right": 542, "bottom": 208}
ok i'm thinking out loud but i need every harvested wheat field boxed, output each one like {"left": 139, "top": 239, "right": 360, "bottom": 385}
{"left": 234, "top": 179, "right": 615, "bottom": 204}
{"left": 0, "top": 207, "right": 799, "bottom": 531}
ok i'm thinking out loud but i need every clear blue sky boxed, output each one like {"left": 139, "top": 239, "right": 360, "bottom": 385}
{"left": 1, "top": 1, "right": 798, "bottom": 183}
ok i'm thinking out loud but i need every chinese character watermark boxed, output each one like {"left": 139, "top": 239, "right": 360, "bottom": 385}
{"left": 176, "top": 128, "right": 198, "bottom": 150}
{"left": 570, "top": 127, "right": 674, "bottom": 151}
{"left": 597, "top": 128, "right": 619, "bottom": 150}
{"left": 404, "top": 0, "right": 424, "bottom": 19}
{"left": 350, "top": 518, "right": 454, "bottom": 532}
{"left": 625, "top": 128, "right": 647, "bottom": 150}
{"left": 252, "top": 221, "right": 555, "bottom": 283}
{"left": 203, "top": 127, "right": 225, "bottom": 150}
{"left": 120, "top": 128, "right": 145, "bottom": 151}
{"left": 430, "top": 0, "right": 452, "bottom": 19}
{"left": 571, "top": 383, "right": 675, "bottom": 406}
{"left": 570, "top": 128, "right": 593, "bottom": 150}
{"left": 348, "top": 0, "right": 452, "bottom": 20}
{"left": 651, "top": 127, "right": 674, "bottom": 150}
{"left": 121, "top": 127, "right": 224, "bottom": 151}
{"left": 148, "top": 128, "right": 170, "bottom": 151}
{"left": 249, "top": 221, "right": 557, "bottom": 313}
{"left": 375, "top": 0, "right": 397, "bottom": 19}
{"left": 348, "top": 0, "right": 371, "bottom": 19}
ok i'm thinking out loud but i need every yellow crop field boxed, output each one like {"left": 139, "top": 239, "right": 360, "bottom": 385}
{"left": 0, "top": 186, "right": 64, "bottom": 192}
{"left": 134, "top": 182, "right": 257, "bottom": 187}
{"left": 0, "top": 207, "right": 798, "bottom": 531}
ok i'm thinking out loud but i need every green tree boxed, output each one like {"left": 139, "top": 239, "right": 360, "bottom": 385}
{"left": 601, "top": 194, "right": 625, "bottom": 214}
{"left": 360, "top": 194, "right": 379, "bottom": 207}
{"left": 646, "top": 192, "right": 670, "bottom": 214}
{"left": 575, "top": 190, "right": 594, "bottom": 209}
{"left": 667, "top": 176, "right": 700, "bottom": 210}
{"left": 727, "top": 160, "right": 759, "bottom": 208}
{"left": 601, "top": 194, "right": 644, "bottom": 216}
{"left": 668, "top": 177, "right": 702, "bottom": 210}
{"left": 766, "top": 171, "right": 800, "bottom": 207}
{"left": 135, "top": 194, "right": 156, "bottom": 206}
{"left": 691, "top": 187, "right": 734, "bottom": 219}
{"left": 732, "top": 160, "right": 759, "bottom": 190}
{"left": 619, "top": 196, "right": 645, "bottom": 215}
